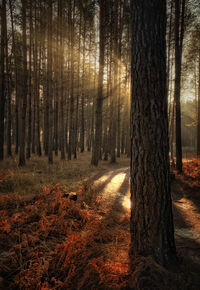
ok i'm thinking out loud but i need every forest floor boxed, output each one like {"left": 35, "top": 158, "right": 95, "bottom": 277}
{"left": 0, "top": 153, "right": 200, "bottom": 289}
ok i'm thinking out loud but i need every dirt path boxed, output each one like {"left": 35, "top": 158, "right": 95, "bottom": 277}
{"left": 91, "top": 166, "right": 200, "bottom": 272}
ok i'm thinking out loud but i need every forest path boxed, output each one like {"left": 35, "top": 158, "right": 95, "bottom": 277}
{"left": 90, "top": 166, "right": 200, "bottom": 267}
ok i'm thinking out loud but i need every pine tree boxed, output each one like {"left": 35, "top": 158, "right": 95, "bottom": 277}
{"left": 130, "top": 0, "right": 177, "bottom": 266}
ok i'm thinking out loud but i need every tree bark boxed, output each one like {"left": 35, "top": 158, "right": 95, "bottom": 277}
{"left": 197, "top": 49, "right": 200, "bottom": 157}
{"left": 47, "top": 0, "right": 53, "bottom": 164}
{"left": 174, "top": 0, "right": 185, "bottom": 172}
{"left": 34, "top": 1, "right": 41, "bottom": 157}
{"left": 0, "top": 0, "right": 6, "bottom": 160}
{"left": 9, "top": 0, "right": 20, "bottom": 155}
{"left": 26, "top": 0, "right": 33, "bottom": 159}
{"left": 91, "top": 0, "right": 106, "bottom": 166}
{"left": 68, "top": 0, "right": 75, "bottom": 160}
{"left": 5, "top": 6, "right": 12, "bottom": 157}
{"left": 130, "top": 0, "right": 177, "bottom": 266}
{"left": 80, "top": 20, "right": 86, "bottom": 153}
{"left": 110, "top": 0, "right": 119, "bottom": 163}
{"left": 59, "top": 0, "right": 65, "bottom": 160}
{"left": 19, "top": 0, "right": 28, "bottom": 166}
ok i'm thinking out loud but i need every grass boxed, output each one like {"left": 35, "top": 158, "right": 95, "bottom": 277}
{"left": 0, "top": 152, "right": 129, "bottom": 201}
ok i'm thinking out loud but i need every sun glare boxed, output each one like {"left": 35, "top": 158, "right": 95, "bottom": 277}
{"left": 122, "top": 196, "right": 131, "bottom": 210}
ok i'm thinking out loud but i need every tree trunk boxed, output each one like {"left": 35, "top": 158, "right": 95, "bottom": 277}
{"left": 110, "top": 0, "right": 119, "bottom": 163}
{"left": 103, "top": 48, "right": 110, "bottom": 161}
{"left": 26, "top": 0, "right": 33, "bottom": 159}
{"left": 0, "top": 0, "right": 6, "bottom": 161}
{"left": 91, "top": 0, "right": 106, "bottom": 166}
{"left": 19, "top": 0, "right": 28, "bottom": 166}
{"left": 9, "top": 0, "right": 19, "bottom": 155}
{"left": 130, "top": 0, "right": 177, "bottom": 266}
{"left": 47, "top": 0, "right": 53, "bottom": 164}
{"left": 174, "top": 0, "right": 185, "bottom": 173}
{"left": 5, "top": 7, "right": 12, "bottom": 157}
{"left": 167, "top": 0, "right": 173, "bottom": 100}
{"left": 68, "top": 0, "right": 75, "bottom": 160}
{"left": 73, "top": 11, "right": 82, "bottom": 159}
{"left": 80, "top": 21, "right": 86, "bottom": 153}
{"left": 59, "top": 0, "right": 65, "bottom": 160}
{"left": 197, "top": 49, "right": 200, "bottom": 157}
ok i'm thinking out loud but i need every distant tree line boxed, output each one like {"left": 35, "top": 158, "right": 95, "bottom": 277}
{"left": 0, "top": 0, "right": 131, "bottom": 166}
{"left": 0, "top": 0, "right": 199, "bottom": 169}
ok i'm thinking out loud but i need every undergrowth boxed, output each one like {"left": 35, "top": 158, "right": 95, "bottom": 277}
{"left": 0, "top": 183, "right": 129, "bottom": 289}
{"left": 173, "top": 159, "right": 200, "bottom": 188}
{"left": 0, "top": 156, "right": 199, "bottom": 289}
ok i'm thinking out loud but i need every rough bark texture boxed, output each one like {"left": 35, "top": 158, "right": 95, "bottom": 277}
{"left": 130, "top": 0, "right": 177, "bottom": 266}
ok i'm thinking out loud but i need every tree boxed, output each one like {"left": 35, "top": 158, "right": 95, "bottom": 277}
{"left": 5, "top": 5, "right": 12, "bottom": 158}
{"left": 9, "top": 0, "right": 20, "bottom": 155}
{"left": 59, "top": 0, "right": 65, "bottom": 160}
{"left": 130, "top": 0, "right": 177, "bottom": 266}
{"left": 174, "top": 0, "right": 185, "bottom": 173}
{"left": 47, "top": 0, "right": 53, "bottom": 164}
{"left": 0, "top": 0, "right": 6, "bottom": 160}
{"left": 91, "top": 0, "right": 106, "bottom": 166}
{"left": 183, "top": 20, "right": 200, "bottom": 157}
{"left": 68, "top": 0, "right": 75, "bottom": 160}
{"left": 198, "top": 48, "right": 200, "bottom": 158}
{"left": 26, "top": 0, "right": 33, "bottom": 159}
{"left": 19, "top": 0, "right": 28, "bottom": 166}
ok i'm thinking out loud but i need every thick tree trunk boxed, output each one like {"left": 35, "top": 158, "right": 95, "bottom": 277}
{"left": 130, "top": 0, "right": 177, "bottom": 266}
{"left": 19, "top": 0, "right": 28, "bottom": 166}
